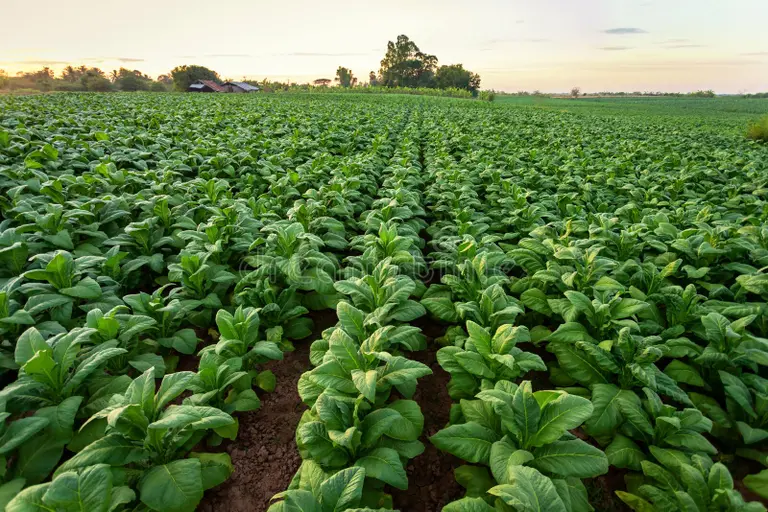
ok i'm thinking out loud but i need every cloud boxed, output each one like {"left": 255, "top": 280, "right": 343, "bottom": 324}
{"left": 599, "top": 46, "right": 635, "bottom": 51}
{"left": 604, "top": 28, "right": 647, "bottom": 34}
{"left": 204, "top": 54, "right": 251, "bottom": 58}
{"left": 654, "top": 39, "right": 704, "bottom": 49}
{"left": 485, "top": 38, "right": 551, "bottom": 45}
{"left": 79, "top": 56, "right": 145, "bottom": 64}
{"left": 582, "top": 58, "right": 759, "bottom": 71}
{"left": 516, "top": 19, "right": 525, "bottom": 24}
{"left": 741, "top": 51, "right": 768, "bottom": 56}
{"left": 3, "top": 59, "right": 69, "bottom": 66}
{"left": 281, "top": 51, "right": 373, "bottom": 57}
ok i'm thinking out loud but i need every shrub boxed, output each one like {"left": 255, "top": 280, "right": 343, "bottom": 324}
{"left": 53, "top": 81, "right": 85, "bottom": 92}
{"left": 82, "top": 74, "right": 113, "bottom": 92}
{"left": 747, "top": 116, "right": 768, "bottom": 142}
{"left": 150, "top": 81, "right": 167, "bottom": 92}
{"left": 479, "top": 90, "right": 496, "bottom": 102}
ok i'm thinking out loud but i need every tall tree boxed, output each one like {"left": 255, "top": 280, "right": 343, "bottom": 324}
{"left": 379, "top": 35, "right": 438, "bottom": 88}
{"left": 21, "top": 67, "right": 54, "bottom": 91}
{"left": 115, "top": 68, "right": 151, "bottom": 91}
{"left": 335, "top": 67, "right": 355, "bottom": 88}
{"left": 434, "top": 64, "right": 481, "bottom": 93}
{"left": 170, "top": 65, "right": 220, "bottom": 91}
{"left": 61, "top": 66, "right": 79, "bottom": 82}
{"left": 80, "top": 68, "right": 112, "bottom": 91}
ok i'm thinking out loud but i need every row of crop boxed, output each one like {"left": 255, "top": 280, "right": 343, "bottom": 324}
{"left": 412, "top": 109, "right": 768, "bottom": 510}
{"left": 0, "top": 97, "right": 410, "bottom": 510}
{"left": 266, "top": 112, "right": 439, "bottom": 511}
{"left": 412, "top": 125, "right": 605, "bottom": 511}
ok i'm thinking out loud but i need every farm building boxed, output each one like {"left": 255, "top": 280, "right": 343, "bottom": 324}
{"left": 188, "top": 80, "right": 259, "bottom": 93}
{"left": 221, "top": 81, "right": 260, "bottom": 93}
{"left": 188, "top": 80, "right": 226, "bottom": 93}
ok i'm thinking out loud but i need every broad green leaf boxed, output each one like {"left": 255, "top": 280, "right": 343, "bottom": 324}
{"left": 489, "top": 465, "right": 567, "bottom": 512}
{"left": 616, "top": 491, "right": 656, "bottom": 512}
{"left": 319, "top": 466, "right": 365, "bottom": 511}
{"left": 55, "top": 434, "right": 146, "bottom": 475}
{"left": 455, "top": 465, "right": 496, "bottom": 498}
{"left": 354, "top": 447, "right": 407, "bottom": 489}
{"left": 5, "top": 483, "right": 51, "bottom": 512}
{"left": 0, "top": 416, "right": 50, "bottom": 455}
{"left": 513, "top": 381, "right": 540, "bottom": 447}
{"left": 605, "top": 434, "right": 646, "bottom": 471}
{"left": 0, "top": 479, "right": 27, "bottom": 511}
{"left": 189, "top": 452, "right": 233, "bottom": 490}
{"left": 138, "top": 459, "right": 204, "bottom": 512}
{"left": 664, "top": 360, "right": 705, "bottom": 388}
{"left": 148, "top": 405, "right": 234, "bottom": 431}
{"left": 744, "top": 469, "right": 768, "bottom": 500}
{"left": 351, "top": 370, "right": 377, "bottom": 402}
{"left": 430, "top": 422, "right": 499, "bottom": 464}
{"left": 60, "top": 277, "right": 102, "bottom": 300}
{"left": 530, "top": 393, "right": 593, "bottom": 447}
{"left": 443, "top": 497, "right": 496, "bottom": 512}
{"left": 530, "top": 439, "right": 609, "bottom": 478}
{"left": 43, "top": 463, "right": 112, "bottom": 511}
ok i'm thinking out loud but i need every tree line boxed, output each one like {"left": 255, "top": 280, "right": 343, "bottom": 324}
{"left": 327, "top": 35, "right": 482, "bottom": 94}
{"left": 0, "top": 34, "right": 484, "bottom": 95}
{"left": 0, "top": 66, "right": 172, "bottom": 92}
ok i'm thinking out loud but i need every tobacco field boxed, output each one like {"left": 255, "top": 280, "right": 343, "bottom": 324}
{"left": 1, "top": 92, "right": 768, "bottom": 512}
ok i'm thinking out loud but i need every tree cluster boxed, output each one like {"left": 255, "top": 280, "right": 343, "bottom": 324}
{"left": 1, "top": 65, "right": 172, "bottom": 92}
{"left": 335, "top": 67, "right": 357, "bottom": 88}
{"left": 170, "top": 65, "right": 220, "bottom": 91}
{"left": 375, "top": 35, "right": 481, "bottom": 93}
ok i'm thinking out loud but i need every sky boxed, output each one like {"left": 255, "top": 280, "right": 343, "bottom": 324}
{"left": 2, "top": 0, "right": 767, "bottom": 93}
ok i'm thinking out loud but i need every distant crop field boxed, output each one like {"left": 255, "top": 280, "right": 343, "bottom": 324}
{"left": 495, "top": 95, "right": 768, "bottom": 126}
{"left": 1, "top": 92, "right": 768, "bottom": 512}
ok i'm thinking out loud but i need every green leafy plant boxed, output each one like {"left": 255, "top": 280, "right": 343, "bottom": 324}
{"left": 295, "top": 390, "right": 424, "bottom": 490}
{"left": 6, "top": 463, "right": 136, "bottom": 512}
{"left": 437, "top": 320, "right": 545, "bottom": 398}
{"left": 432, "top": 380, "right": 608, "bottom": 511}
{"left": 205, "top": 306, "right": 284, "bottom": 367}
{"left": 268, "top": 460, "right": 396, "bottom": 512}
{"left": 617, "top": 453, "right": 766, "bottom": 511}
{"left": 20, "top": 250, "right": 121, "bottom": 325}
{"left": 234, "top": 279, "right": 314, "bottom": 344}
{"left": 122, "top": 286, "right": 200, "bottom": 355}
{"left": 548, "top": 326, "right": 691, "bottom": 406}
{"left": 0, "top": 326, "right": 126, "bottom": 412}
{"left": 167, "top": 251, "right": 236, "bottom": 327}
{"left": 55, "top": 369, "right": 235, "bottom": 512}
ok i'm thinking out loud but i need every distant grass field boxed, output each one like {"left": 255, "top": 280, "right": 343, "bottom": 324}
{"left": 494, "top": 95, "right": 768, "bottom": 132}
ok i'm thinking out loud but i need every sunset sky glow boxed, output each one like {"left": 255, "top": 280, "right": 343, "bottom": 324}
{"left": 2, "top": 0, "right": 767, "bottom": 93}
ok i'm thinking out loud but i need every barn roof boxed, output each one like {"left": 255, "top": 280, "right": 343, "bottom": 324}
{"left": 225, "top": 81, "right": 259, "bottom": 91}
{"left": 199, "top": 80, "right": 226, "bottom": 92}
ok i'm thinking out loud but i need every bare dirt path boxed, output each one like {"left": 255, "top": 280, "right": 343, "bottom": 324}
{"left": 199, "top": 311, "right": 336, "bottom": 512}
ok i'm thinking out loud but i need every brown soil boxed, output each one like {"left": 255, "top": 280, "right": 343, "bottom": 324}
{"left": 586, "top": 470, "right": 631, "bottom": 512}
{"left": 730, "top": 458, "right": 768, "bottom": 506}
{"left": 389, "top": 320, "right": 465, "bottom": 511}
{"left": 199, "top": 310, "right": 337, "bottom": 512}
